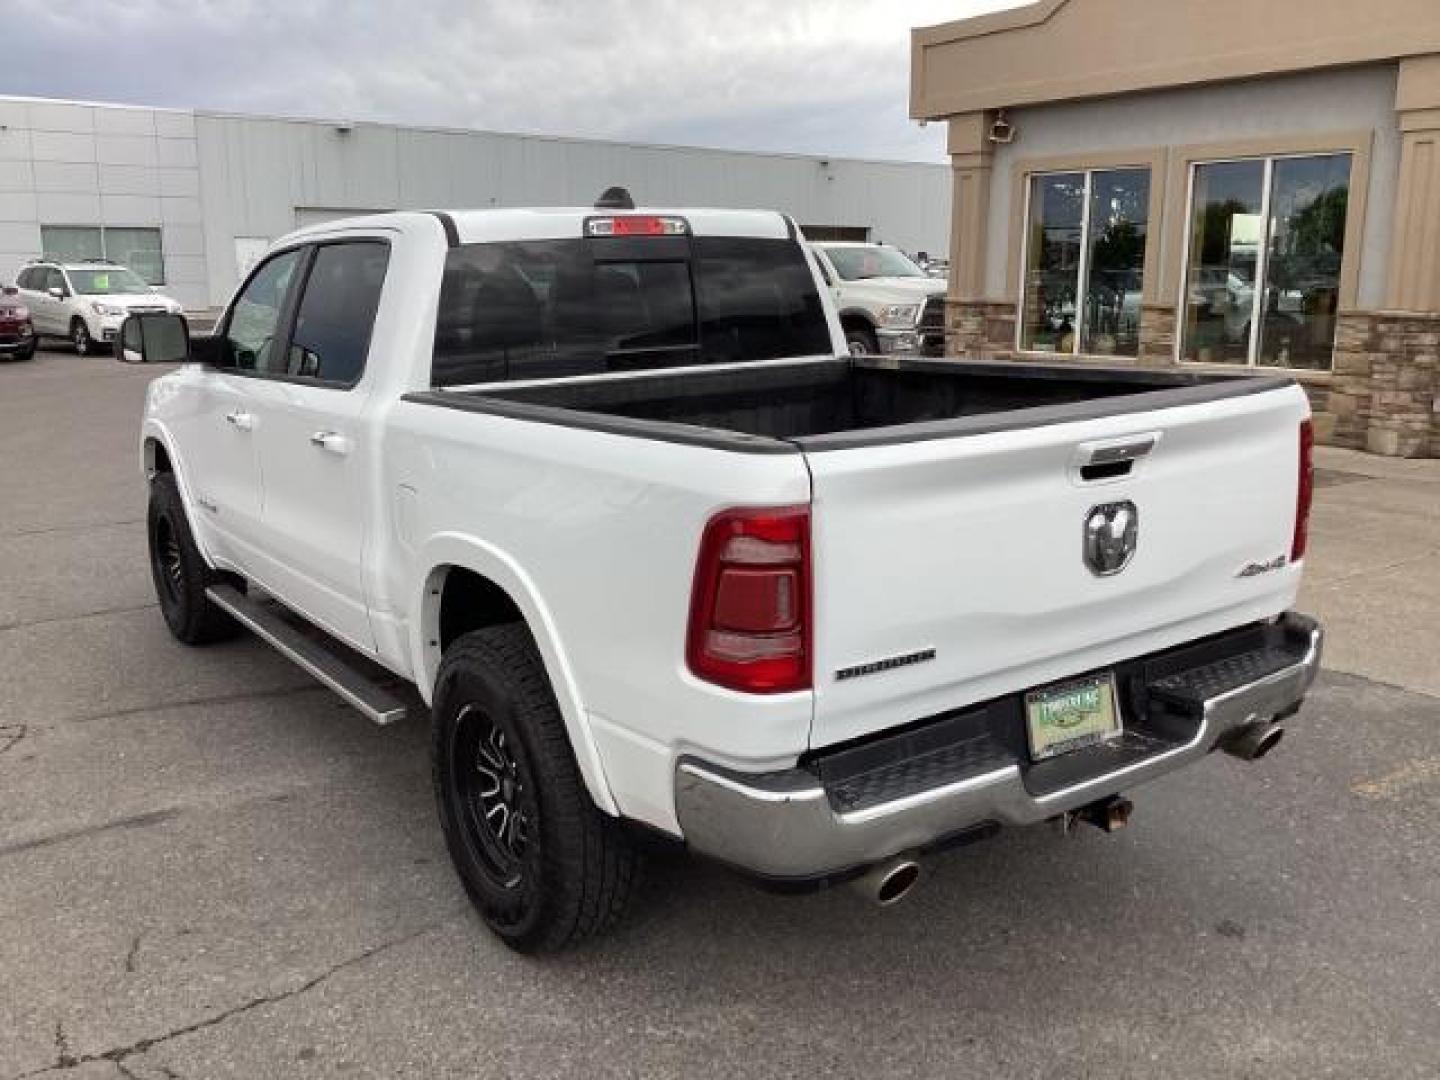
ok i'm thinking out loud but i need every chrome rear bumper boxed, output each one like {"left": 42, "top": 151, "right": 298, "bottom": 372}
{"left": 674, "top": 613, "right": 1323, "bottom": 881}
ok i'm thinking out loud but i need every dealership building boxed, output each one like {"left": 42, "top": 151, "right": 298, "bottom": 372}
{"left": 0, "top": 94, "right": 950, "bottom": 312}
{"left": 913, "top": 0, "right": 1440, "bottom": 457}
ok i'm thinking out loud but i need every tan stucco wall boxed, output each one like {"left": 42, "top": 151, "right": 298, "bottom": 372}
{"left": 913, "top": 0, "right": 1440, "bottom": 120}
{"left": 980, "top": 67, "right": 1401, "bottom": 309}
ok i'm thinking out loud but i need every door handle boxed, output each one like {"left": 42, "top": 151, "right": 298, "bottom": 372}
{"left": 224, "top": 410, "right": 255, "bottom": 431}
{"left": 309, "top": 430, "right": 351, "bottom": 456}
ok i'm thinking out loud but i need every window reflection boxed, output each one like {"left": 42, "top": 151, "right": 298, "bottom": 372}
{"left": 1181, "top": 154, "right": 1351, "bottom": 369}
{"left": 1259, "top": 155, "right": 1350, "bottom": 370}
{"left": 1082, "top": 169, "right": 1149, "bottom": 356}
{"left": 1020, "top": 173, "right": 1084, "bottom": 353}
{"left": 1181, "top": 161, "right": 1264, "bottom": 365}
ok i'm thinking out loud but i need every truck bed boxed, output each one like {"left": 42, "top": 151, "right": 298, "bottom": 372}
{"left": 409, "top": 357, "right": 1292, "bottom": 453}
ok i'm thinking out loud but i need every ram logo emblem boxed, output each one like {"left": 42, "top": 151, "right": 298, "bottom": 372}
{"left": 1083, "top": 501, "right": 1138, "bottom": 577}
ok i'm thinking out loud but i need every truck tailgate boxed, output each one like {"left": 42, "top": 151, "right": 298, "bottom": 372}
{"left": 804, "top": 382, "right": 1310, "bottom": 750}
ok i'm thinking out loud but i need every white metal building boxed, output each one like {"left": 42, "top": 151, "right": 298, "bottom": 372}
{"left": 0, "top": 95, "right": 951, "bottom": 311}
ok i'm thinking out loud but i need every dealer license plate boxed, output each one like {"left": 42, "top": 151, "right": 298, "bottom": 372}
{"left": 1025, "top": 673, "right": 1122, "bottom": 761}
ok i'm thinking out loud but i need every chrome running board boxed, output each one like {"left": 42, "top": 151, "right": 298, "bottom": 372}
{"left": 206, "top": 583, "right": 408, "bottom": 725}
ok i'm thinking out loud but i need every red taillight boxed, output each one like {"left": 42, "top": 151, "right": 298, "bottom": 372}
{"left": 687, "top": 507, "right": 811, "bottom": 694}
{"left": 1292, "top": 419, "right": 1315, "bottom": 562}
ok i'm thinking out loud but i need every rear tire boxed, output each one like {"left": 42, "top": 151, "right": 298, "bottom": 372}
{"left": 432, "top": 624, "right": 639, "bottom": 953}
{"left": 147, "top": 473, "right": 241, "bottom": 645}
{"left": 71, "top": 318, "right": 93, "bottom": 356}
{"left": 845, "top": 326, "right": 878, "bottom": 356}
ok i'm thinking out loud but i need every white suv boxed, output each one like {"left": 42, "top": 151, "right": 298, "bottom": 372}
{"left": 15, "top": 260, "right": 183, "bottom": 355}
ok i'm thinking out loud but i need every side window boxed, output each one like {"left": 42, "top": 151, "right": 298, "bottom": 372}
{"left": 224, "top": 249, "right": 303, "bottom": 373}
{"left": 47, "top": 268, "right": 67, "bottom": 294}
{"left": 15, "top": 269, "right": 31, "bottom": 289}
{"left": 286, "top": 242, "right": 390, "bottom": 386}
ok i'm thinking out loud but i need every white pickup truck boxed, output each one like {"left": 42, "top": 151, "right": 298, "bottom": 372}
{"left": 808, "top": 241, "right": 948, "bottom": 357}
{"left": 127, "top": 201, "right": 1323, "bottom": 952}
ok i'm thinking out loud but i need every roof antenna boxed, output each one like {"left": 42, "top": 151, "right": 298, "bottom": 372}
{"left": 595, "top": 186, "right": 635, "bottom": 211}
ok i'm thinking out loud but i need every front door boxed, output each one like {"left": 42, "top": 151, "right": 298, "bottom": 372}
{"left": 30, "top": 268, "right": 66, "bottom": 334}
{"left": 246, "top": 240, "right": 391, "bottom": 652}
{"left": 174, "top": 247, "right": 306, "bottom": 567}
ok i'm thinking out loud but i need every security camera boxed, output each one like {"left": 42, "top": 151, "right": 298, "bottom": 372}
{"left": 988, "top": 111, "right": 1015, "bottom": 144}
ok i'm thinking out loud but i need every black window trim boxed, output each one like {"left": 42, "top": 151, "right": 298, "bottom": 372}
{"left": 210, "top": 236, "right": 391, "bottom": 391}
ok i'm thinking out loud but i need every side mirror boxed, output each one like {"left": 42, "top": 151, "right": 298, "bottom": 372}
{"left": 47, "top": 286, "right": 67, "bottom": 300}
{"left": 117, "top": 312, "right": 193, "bottom": 364}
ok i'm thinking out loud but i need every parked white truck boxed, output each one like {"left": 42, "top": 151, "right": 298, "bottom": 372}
{"left": 808, "top": 241, "right": 948, "bottom": 357}
{"left": 127, "top": 200, "right": 1323, "bottom": 952}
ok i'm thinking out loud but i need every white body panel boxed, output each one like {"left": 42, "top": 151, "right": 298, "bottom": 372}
{"left": 805, "top": 386, "right": 1309, "bottom": 748}
{"left": 142, "top": 207, "right": 1309, "bottom": 841}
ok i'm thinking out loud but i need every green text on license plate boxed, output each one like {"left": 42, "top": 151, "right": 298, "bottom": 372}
{"left": 1025, "top": 674, "right": 1122, "bottom": 761}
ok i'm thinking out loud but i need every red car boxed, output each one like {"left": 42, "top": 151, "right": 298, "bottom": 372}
{"left": 0, "top": 285, "right": 37, "bottom": 361}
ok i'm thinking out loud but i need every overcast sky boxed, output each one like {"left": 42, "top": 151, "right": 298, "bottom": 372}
{"left": 2, "top": 1, "right": 1024, "bottom": 162}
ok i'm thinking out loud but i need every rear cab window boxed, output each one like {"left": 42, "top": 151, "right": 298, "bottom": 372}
{"left": 431, "top": 231, "right": 831, "bottom": 386}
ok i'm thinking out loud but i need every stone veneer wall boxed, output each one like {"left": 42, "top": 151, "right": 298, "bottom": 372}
{"left": 947, "top": 300, "right": 1438, "bottom": 457}
{"left": 948, "top": 300, "right": 1017, "bottom": 360}
{"left": 1331, "top": 311, "right": 1440, "bottom": 457}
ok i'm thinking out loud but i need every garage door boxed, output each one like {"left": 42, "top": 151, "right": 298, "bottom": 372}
{"left": 294, "top": 207, "right": 392, "bottom": 229}
{"left": 799, "top": 225, "right": 871, "bottom": 243}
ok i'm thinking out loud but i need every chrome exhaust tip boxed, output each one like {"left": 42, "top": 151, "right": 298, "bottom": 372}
{"left": 849, "top": 857, "right": 923, "bottom": 907}
{"left": 1223, "top": 721, "right": 1285, "bottom": 762}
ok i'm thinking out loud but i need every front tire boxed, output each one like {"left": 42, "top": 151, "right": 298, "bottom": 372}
{"left": 147, "top": 473, "right": 240, "bottom": 645}
{"left": 432, "top": 625, "right": 639, "bottom": 953}
{"left": 71, "top": 318, "right": 94, "bottom": 356}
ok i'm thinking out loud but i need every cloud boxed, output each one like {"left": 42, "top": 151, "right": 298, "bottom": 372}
{"left": 0, "top": 0, "right": 1024, "bottom": 161}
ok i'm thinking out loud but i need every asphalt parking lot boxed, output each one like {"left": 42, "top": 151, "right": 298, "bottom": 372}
{"left": 2, "top": 346, "right": 1438, "bottom": 1079}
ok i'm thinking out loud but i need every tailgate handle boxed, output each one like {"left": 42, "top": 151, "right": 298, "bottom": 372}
{"left": 1082, "top": 436, "right": 1157, "bottom": 466}
{"left": 1075, "top": 434, "right": 1158, "bottom": 483}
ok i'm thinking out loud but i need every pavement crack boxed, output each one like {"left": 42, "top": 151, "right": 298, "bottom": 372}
{"left": 0, "top": 724, "right": 24, "bottom": 757}
{"left": 61, "top": 684, "right": 327, "bottom": 727}
{"left": 12, "top": 922, "right": 443, "bottom": 1077}
{"left": 1313, "top": 545, "right": 1440, "bottom": 590}
{"left": 0, "top": 807, "right": 183, "bottom": 860}
{"left": 123, "top": 933, "right": 143, "bottom": 975}
{"left": 0, "top": 603, "right": 160, "bottom": 635}
{"left": 0, "top": 519, "right": 144, "bottom": 539}
{"left": 54, "top": 1021, "right": 76, "bottom": 1069}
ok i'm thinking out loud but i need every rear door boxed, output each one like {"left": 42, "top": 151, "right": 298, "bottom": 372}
{"left": 803, "top": 384, "right": 1310, "bottom": 750}
{"left": 244, "top": 239, "right": 390, "bottom": 651}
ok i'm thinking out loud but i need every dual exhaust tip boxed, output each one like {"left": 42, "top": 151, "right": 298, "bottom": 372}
{"left": 1222, "top": 720, "right": 1285, "bottom": 762}
{"left": 848, "top": 856, "right": 924, "bottom": 907}
{"left": 847, "top": 721, "right": 1284, "bottom": 908}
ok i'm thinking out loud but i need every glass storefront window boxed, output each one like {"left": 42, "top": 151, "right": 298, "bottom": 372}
{"left": 103, "top": 228, "right": 166, "bottom": 287}
{"left": 1181, "top": 153, "right": 1351, "bottom": 370}
{"left": 40, "top": 226, "right": 104, "bottom": 264}
{"left": 1020, "top": 173, "right": 1084, "bottom": 353}
{"left": 1020, "top": 168, "right": 1150, "bottom": 357}
{"left": 1082, "top": 168, "right": 1150, "bottom": 356}
{"left": 38, "top": 225, "right": 166, "bottom": 285}
{"left": 1259, "top": 155, "right": 1350, "bottom": 370}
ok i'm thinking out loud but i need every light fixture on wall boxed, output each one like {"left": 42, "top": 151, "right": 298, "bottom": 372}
{"left": 334, "top": 122, "right": 354, "bottom": 135}
{"left": 988, "top": 110, "right": 1015, "bottom": 145}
